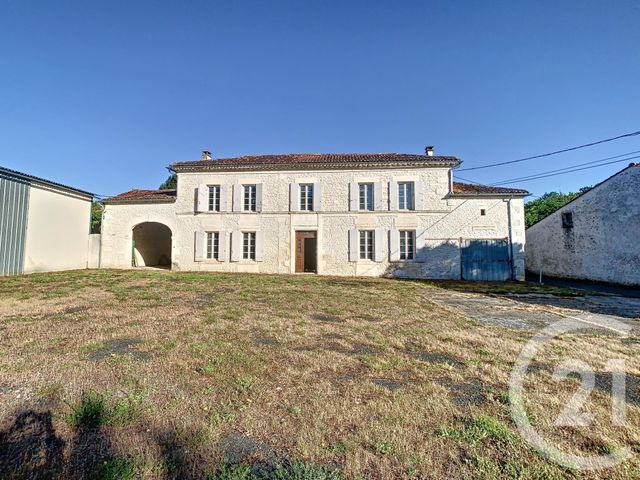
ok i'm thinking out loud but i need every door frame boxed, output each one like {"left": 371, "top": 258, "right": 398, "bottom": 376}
{"left": 295, "top": 230, "right": 318, "bottom": 273}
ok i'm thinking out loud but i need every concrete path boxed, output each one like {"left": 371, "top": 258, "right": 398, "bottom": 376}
{"left": 428, "top": 289, "right": 640, "bottom": 334}
{"left": 525, "top": 276, "right": 640, "bottom": 298}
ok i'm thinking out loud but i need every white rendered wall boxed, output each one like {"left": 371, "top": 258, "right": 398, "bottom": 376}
{"left": 23, "top": 185, "right": 91, "bottom": 273}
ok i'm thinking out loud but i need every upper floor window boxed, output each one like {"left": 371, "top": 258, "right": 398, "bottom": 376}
{"left": 300, "top": 184, "right": 314, "bottom": 211}
{"left": 208, "top": 185, "right": 221, "bottom": 212}
{"left": 398, "top": 182, "right": 414, "bottom": 210}
{"left": 399, "top": 230, "right": 415, "bottom": 260}
{"left": 206, "top": 232, "right": 219, "bottom": 260}
{"left": 359, "top": 230, "right": 374, "bottom": 260}
{"left": 359, "top": 183, "right": 374, "bottom": 211}
{"left": 243, "top": 232, "right": 256, "bottom": 260}
{"left": 243, "top": 185, "right": 257, "bottom": 212}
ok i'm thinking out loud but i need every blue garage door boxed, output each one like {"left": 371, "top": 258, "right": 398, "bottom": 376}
{"left": 461, "top": 239, "right": 511, "bottom": 281}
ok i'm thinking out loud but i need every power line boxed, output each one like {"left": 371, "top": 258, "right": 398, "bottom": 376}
{"left": 491, "top": 155, "right": 640, "bottom": 186}
{"left": 489, "top": 150, "right": 640, "bottom": 185}
{"left": 458, "top": 129, "right": 640, "bottom": 172}
{"left": 455, "top": 175, "right": 485, "bottom": 185}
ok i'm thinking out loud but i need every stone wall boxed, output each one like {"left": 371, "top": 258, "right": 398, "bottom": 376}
{"left": 526, "top": 164, "right": 640, "bottom": 285}
{"left": 101, "top": 166, "right": 526, "bottom": 279}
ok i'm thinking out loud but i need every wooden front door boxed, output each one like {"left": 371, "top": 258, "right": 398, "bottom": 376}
{"left": 295, "top": 231, "right": 317, "bottom": 273}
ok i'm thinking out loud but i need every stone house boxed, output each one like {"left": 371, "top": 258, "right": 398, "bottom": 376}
{"left": 0, "top": 166, "right": 95, "bottom": 275}
{"left": 101, "top": 150, "right": 528, "bottom": 280}
{"left": 526, "top": 163, "right": 640, "bottom": 285}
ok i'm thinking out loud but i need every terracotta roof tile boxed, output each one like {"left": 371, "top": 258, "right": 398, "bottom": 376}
{"left": 171, "top": 153, "right": 460, "bottom": 171}
{"left": 452, "top": 182, "right": 529, "bottom": 196}
{"left": 104, "top": 189, "right": 176, "bottom": 204}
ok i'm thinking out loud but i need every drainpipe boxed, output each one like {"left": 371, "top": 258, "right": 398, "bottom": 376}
{"left": 506, "top": 196, "right": 515, "bottom": 281}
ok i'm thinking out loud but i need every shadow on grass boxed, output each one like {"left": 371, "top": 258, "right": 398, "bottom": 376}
{"left": 0, "top": 404, "right": 340, "bottom": 479}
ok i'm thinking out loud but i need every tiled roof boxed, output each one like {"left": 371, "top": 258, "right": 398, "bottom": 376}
{"left": 452, "top": 182, "right": 529, "bottom": 196}
{"left": 171, "top": 153, "right": 460, "bottom": 171}
{"left": 103, "top": 189, "right": 177, "bottom": 204}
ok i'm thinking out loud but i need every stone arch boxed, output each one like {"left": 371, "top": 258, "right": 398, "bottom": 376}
{"left": 131, "top": 222, "right": 172, "bottom": 268}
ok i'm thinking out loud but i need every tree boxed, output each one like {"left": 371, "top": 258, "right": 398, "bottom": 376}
{"left": 524, "top": 186, "right": 591, "bottom": 228}
{"left": 91, "top": 201, "right": 103, "bottom": 233}
{"left": 159, "top": 173, "right": 177, "bottom": 190}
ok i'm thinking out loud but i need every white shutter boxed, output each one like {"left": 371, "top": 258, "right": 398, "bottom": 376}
{"left": 348, "top": 229, "right": 359, "bottom": 262}
{"left": 289, "top": 183, "right": 299, "bottom": 212}
{"left": 233, "top": 184, "right": 243, "bottom": 212}
{"left": 255, "top": 231, "right": 265, "bottom": 262}
{"left": 416, "top": 229, "right": 427, "bottom": 262}
{"left": 374, "top": 228, "right": 385, "bottom": 262}
{"left": 349, "top": 183, "right": 359, "bottom": 211}
{"left": 218, "top": 231, "right": 227, "bottom": 261}
{"left": 196, "top": 185, "right": 208, "bottom": 213}
{"left": 414, "top": 181, "right": 424, "bottom": 210}
{"left": 255, "top": 184, "right": 263, "bottom": 212}
{"left": 313, "top": 183, "right": 322, "bottom": 212}
{"left": 389, "top": 229, "right": 400, "bottom": 261}
{"left": 388, "top": 181, "right": 398, "bottom": 211}
{"left": 219, "top": 185, "right": 228, "bottom": 212}
{"left": 194, "top": 231, "right": 205, "bottom": 261}
{"left": 374, "top": 182, "right": 384, "bottom": 211}
{"left": 230, "top": 231, "right": 242, "bottom": 261}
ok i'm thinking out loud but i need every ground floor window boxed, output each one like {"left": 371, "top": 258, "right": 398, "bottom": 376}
{"left": 243, "top": 232, "right": 256, "bottom": 260}
{"left": 206, "top": 232, "right": 219, "bottom": 260}
{"left": 399, "top": 230, "right": 415, "bottom": 260}
{"left": 359, "top": 230, "right": 374, "bottom": 260}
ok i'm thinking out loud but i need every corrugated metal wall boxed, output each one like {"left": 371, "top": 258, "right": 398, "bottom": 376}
{"left": 0, "top": 173, "right": 30, "bottom": 276}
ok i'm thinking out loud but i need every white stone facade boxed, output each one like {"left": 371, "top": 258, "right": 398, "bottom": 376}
{"left": 526, "top": 164, "right": 640, "bottom": 285}
{"left": 102, "top": 160, "right": 526, "bottom": 280}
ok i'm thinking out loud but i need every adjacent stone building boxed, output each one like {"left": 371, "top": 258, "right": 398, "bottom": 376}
{"left": 101, "top": 151, "right": 528, "bottom": 280}
{"left": 526, "top": 163, "right": 640, "bottom": 285}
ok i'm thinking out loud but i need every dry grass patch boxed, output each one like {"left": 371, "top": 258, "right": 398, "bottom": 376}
{"left": 0, "top": 270, "right": 638, "bottom": 479}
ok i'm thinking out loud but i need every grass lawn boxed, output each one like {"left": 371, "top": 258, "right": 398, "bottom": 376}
{"left": 0, "top": 270, "right": 638, "bottom": 479}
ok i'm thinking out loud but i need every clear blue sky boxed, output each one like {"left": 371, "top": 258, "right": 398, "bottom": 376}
{"left": 1, "top": 0, "right": 639, "bottom": 199}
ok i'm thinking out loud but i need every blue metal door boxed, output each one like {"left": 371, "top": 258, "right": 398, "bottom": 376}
{"left": 461, "top": 239, "right": 511, "bottom": 281}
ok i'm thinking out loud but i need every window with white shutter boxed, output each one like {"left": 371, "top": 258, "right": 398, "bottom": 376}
{"left": 243, "top": 185, "right": 257, "bottom": 212}
{"left": 358, "top": 183, "right": 374, "bottom": 211}
{"left": 208, "top": 186, "right": 221, "bottom": 212}
{"left": 243, "top": 232, "right": 256, "bottom": 260}
{"left": 359, "top": 230, "right": 374, "bottom": 260}
{"left": 399, "top": 230, "right": 415, "bottom": 260}
{"left": 299, "top": 184, "right": 314, "bottom": 211}
{"left": 206, "top": 232, "right": 219, "bottom": 260}
{"left": 398, "top": 182, "right": 414, "bottom": 210}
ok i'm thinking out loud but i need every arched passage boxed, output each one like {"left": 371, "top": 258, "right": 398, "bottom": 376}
{"left": 132, "top": 222, "right": 172, "bottom": 268}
